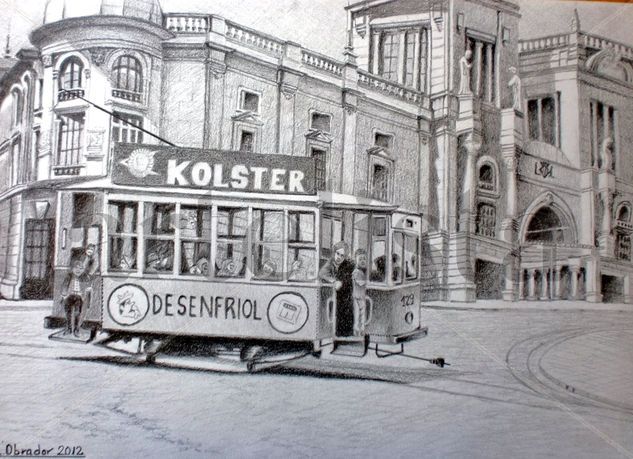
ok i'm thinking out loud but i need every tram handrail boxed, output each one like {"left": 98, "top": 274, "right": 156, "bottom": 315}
{"left": 326, "top": 287, "right": 337, "bottom": 324}
{"left": 364, "top": 296, "right": 373, "bottom": 326}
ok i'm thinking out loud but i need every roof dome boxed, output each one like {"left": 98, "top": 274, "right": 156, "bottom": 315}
{"left": 44, "top": 0, "right": 163, "bottom": 26}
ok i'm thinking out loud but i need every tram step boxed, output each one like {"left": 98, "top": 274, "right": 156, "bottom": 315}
{"left": 331, "top": 338, "right": 368, "bottom": 358}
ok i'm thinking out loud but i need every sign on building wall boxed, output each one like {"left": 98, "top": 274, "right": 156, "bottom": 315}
{"left": 112, "top": 144, "right": 317, "bottom": 195}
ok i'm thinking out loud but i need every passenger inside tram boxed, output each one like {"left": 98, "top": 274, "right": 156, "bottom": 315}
{"left": 392, "top": 253, "right": 402, "bottom": 283}
{"left": 145, "top": 240, "right": 174, "bottom": 272}
{"left": 256, "top": 260, "right": 278, "bottom": 280}
{"left": 370, "top": 255, "right": 386, "bottom": 282}
{"left": 217, "top": 258, "right": 238, "bottom": 277}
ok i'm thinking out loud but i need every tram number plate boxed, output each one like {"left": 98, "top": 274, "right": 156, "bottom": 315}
{"left": 400, "top": 294, "right": 415, "bottom": 308}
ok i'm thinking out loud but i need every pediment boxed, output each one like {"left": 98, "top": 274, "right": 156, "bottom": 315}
{"left": 367, "top": 146, "right": 392, "bottom": 161}
{"left": 304, "top": 129, "right": 333, "bottom": 144}
{"left": 231, "top": 111, "right": 263, "bottom": 125}
{"left": 586, "top": 48, "right": 633, "bottom": 84}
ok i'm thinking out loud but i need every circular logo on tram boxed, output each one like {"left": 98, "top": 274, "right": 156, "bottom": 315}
{"left": 267, "top": 292, "right": 309, "bottom": 334}
{"left": 107, "top": 284, "right": 150, "bottom": 326}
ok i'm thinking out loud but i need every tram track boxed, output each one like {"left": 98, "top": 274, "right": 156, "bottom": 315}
{"left": 506, "top": 325, "right": 633, "bottom": 415}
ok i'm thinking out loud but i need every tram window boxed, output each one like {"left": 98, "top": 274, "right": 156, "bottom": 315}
{"left": 252, "top": 210, "right": 283, "bottom": 281}
{"left": 144, "top": 203, "right": 175, "bottom": 273}
{"left": 288, "top": 248, "right": 317, "bottom": 282}
{"left": 369, "top": 215, "right": 388, "bottom": 283}
{"left": 405, "top": 235, "right": 419, "bottom": 280}
{"left": 108, "top": 201, "right": 138, "bottom": 271}
{"left": 180, "top": 206, "right": 211, "bottom": 276}
{"left": 288, "top": 212, "right": 314, "bottom": 243}
{"left": 146, "top": 203, "right": 175, "bottom": 235}
{"left": 369, "top": 241, "right": 386, "bottom": 282}
{"left": 392, "top": 232, "right": 404, "bottom": 284}
{"left": 216, "top": 207, "right": 248, "bottom": 278}
{"left": 353, "top": 213, "right": 369, "bottom": 255}
{"left": 320, "top": 215, "right": 343, "bottom": 266}
{"left": 288, "top": 211, "right": 317, "bottom": 282}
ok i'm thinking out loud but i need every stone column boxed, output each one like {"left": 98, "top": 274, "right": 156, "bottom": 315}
{"left": 517, "top": 268, "right": 525, "bottom": 300}
{"left": 552, "top": 267, "right": 561, "bottom": 300}
{"left": 584, "top": 256, "right": 602, "bottom": 302}
{"left": 459, "top": 133, "right": 480, "bottom": 233}
{"left": 539, "top": 269, "right": 549, "bottom": 300}
{"left": 473, "top": 42, "right": 483, "bottom": 96}
{"left": 527, "top": 269, "right": 537, "bottom": 300}
{"left": 570, "top": 266, "right": 580, "bottom": 300}
{"left": 277, "top": 69, "right": 301, "bottom": 156}
{"left": 340, "top": 49, "right": 359, "bottom": 196}
{"left": 485, "top": 43, "right": 493, "bottom": 103}
{"left": 371, "top": 31, "right": 381, "bottom": 75}
{"left": 624, "top": 274, "right": 632, "bottom": 304}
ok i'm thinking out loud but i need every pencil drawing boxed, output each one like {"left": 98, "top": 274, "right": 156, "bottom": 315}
{"left": 0, "top": 0, "right": 632, "bottom": 457}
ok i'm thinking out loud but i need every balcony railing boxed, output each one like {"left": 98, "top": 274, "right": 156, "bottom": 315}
{"left": 225, "top": 21, "right": 284, "bottom": 56}
{"left": 53, "top": 165, "right": 82, "bottom": 176}
{"left": 58, "top": 88, "right": 85, "bottom": 102}
{"left": 358, "top": 70, "right": 424, "bottom": 104}
{"left": 164, "top": 14, "right": 210, "bottom": 34}
{"left": 518, "top": 34, "right": 570, "bottom": 53}
{"left": 112, "top": 88, "right": 143, "bottom": 103}
{"left": 580, "top": 32, "right": 633, "bottom": 60}
{"left": 301, "top": 50, "right": 343, "bottom": 77}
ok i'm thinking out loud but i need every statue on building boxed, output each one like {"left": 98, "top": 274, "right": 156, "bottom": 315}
{"left": 508, "top": 66, "right": 522, "bottom": 112}
{"left": 458, "top": 50, "right": 473, "bottom": 95}
{"left": 601, "top": 137, "right": 614, "bottom": 172}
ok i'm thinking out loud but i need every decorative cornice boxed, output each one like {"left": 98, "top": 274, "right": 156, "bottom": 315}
{"left": 280, "top": 82, "right": 298, "bottom": 99}
{"left": 305, "top": 129, "right": 333, "bottom": 144}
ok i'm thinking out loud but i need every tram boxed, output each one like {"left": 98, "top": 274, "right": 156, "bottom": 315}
{"left": 46, "top": 144, "right": 429, "bottom": 371}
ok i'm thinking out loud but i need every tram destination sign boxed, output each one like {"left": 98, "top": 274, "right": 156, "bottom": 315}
{"left": 113, "top": 143, "right": 317, "bottom": 195}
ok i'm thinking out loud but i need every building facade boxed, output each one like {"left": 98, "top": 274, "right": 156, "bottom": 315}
{"left": 0, "top": 0, "right": 631, "bottom": 303}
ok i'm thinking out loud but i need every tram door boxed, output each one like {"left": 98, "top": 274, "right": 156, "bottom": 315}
{"left": 21, "top": 219, "right": 55, "bottom": 299}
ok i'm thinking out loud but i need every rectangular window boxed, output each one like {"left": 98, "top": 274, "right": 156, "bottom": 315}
{"left": 311, "top": 112, "right": 331, "bottom": 133}
{"left": 108, "top": 201, "right": 138, "bottom": 271}
{"left": 404, "top": 31, "right": 417, "bottom": 88}
{"left": 374, "top": 133, "right": 393, "bottom": 150}
{"left": 57, "top": 113, "right": 84, "bottom": 166}
{"left": 466, "top": 37, "right": 496, "bottom": 103}
{"left": 287, "top": 211, "right": 317, "bottom": 282}
{"left": 179, "top": 206, "right": 211, "bottom": 276}
{"left": 371, "top": 164, "right": 389, "bottom": 201}
{"left": 311, "top": 147, "right": 327, "bottom": 191}
{"left": 240, "top": 130, "right": 254, "bottom": 152}
{"left": 144, "top": 203, "right": 175, "bottom": 273}
{"left": 240, "top": 90, "right": 260, "bottom": 113}
{"left": 112, "top": 112, "right": 144, "bottom": 144}
{"left": 252, "top": 210, "right": 284, "bottom": 281}
{"left": 528, "top": 94, "right": 560, "bottom": 147}
{"left": 616, "top": 233, "right": 631, "bottom": 261}
{"left": 590, "top": 100, "right": 617, "bottom": 171}
{"left": 380, "top": 32, "right": 400, "bottom": 81}
{"left": 216, "top": 207, "right": 248, "bottom": 278}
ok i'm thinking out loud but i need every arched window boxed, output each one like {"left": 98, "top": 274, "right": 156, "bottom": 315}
{"left": 112, "top": 55, "right": 143, "bottom": 102}
{"left": 525, "top": 207, "right": 565, "bottom": 243}
{"left": 616, "top": 205, "right": 631, "bottom": 261}
{"left": 618, "top": 206, "right": 630, "bottom": 223}
{"left": 478, "top": 163, "right": 495, "bottom": 191}
{"left": 11, "top": 89, "right": 23, "bottom": 127}
{"left": 60, "top": 57, "right": 83, "bottom": 90}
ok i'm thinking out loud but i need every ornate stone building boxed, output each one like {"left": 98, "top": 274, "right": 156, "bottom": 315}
{"left": 0, "top": 0, "right": 631, "bottom": 303}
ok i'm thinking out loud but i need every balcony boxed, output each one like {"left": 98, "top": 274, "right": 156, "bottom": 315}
{"left": 112, "top": 88, "right": 143, "bottom": 103}
{"left": 358, "top": 70, "right": 425, "bottom": 105}
{"left": 58, "top": 88, "right": 84, "bottom": 102}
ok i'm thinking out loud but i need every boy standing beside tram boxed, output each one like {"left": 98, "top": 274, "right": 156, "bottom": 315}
{"left": 352, "top": 249, "right": 368, "bottom": 337}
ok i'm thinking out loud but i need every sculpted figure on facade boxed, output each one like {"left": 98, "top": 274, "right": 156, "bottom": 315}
{"left": 601, "top": 137, "right": 614, "bottom": 172}
{"left": 458, "top": 50, "right": 473, "bottom": 95}
{"left": 508, "top": 66, "right": 522, "bottom": 112}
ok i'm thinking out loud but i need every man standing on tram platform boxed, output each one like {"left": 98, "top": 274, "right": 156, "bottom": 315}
{"left": 319, "top": 241, "right": 355, "bottom": 337}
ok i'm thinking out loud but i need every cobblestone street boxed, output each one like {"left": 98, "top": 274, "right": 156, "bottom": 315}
{"left": 1, "top": 303, "right": 632, "bottom": 458}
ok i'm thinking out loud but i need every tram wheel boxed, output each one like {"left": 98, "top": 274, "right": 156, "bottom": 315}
{"left": 240, "top": 345, "right": 264, "bottom": 362}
